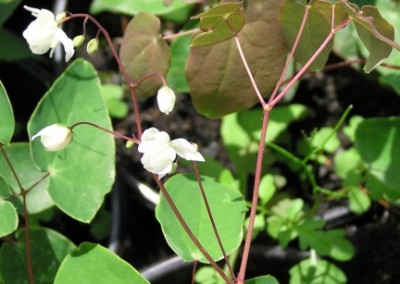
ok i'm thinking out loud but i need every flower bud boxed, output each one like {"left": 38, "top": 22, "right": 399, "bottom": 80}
{"left": 31, "top": 124, "right": 72, "bottom": 151}
{"left": 87, "top": 38, "right": 99, "bottom": 54}
{"left": 73, "top": 35, "right": 85, "bottom": 47}
{"left": 157, "top": 86, "right": 176, "bottom": 115}
{"left": 56, "top": 11, "right": 67, "bottom": 22}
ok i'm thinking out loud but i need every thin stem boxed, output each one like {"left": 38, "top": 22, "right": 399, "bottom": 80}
{"left": 154, "top": 176, "right": 233, "bottom": 284}
{"left": 237, "top": 110, "right": 271, "bottom": 283}
{"left": 270, "top": 18, "right": 351, "bottom": 107}
{"left": 69, "top": 121, "right": 139, "bottom": 144}
{"left": 163, "top": 28, "right": 201, "bottom": 41}
{"left": 234, "top": 36, "right": 267, "bottom": 108}
{"left": 269, "top": 4, "right": 310, "bottom": 103}
{"left": 191, "top": 260, "right": 198, "bottom": 284}
{"left": 65, "top": 14, "right": 143, "bottom": 138}
{"left": 192, "top": 162, "right": 236, "bottom": 281}
{"left": 0, "top": 145, "right": 35, "bottom": 284}
{"left": 302, "top": 105, "right": 353, "bottom": 164}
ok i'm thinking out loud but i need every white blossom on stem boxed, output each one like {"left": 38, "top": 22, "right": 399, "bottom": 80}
{"left": 31, "top": 124, "right": 72, "bottom": 151}
{"left": 157, "top": 86, "right": 176, "bottom": 115}
{"left": 23, "top": 6, "right": 75, "bottom": 62}
{"left": 138, "top": 127, "right": 204, "bottom": 178}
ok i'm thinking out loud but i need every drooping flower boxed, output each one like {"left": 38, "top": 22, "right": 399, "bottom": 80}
{"left": 138, "top": 127, "right": 204, "bottom": 178}
{"left": 31, "top": 124, "right": 72, "bottom": 151}
{"left": 157, "top": 86, "right": 176, "bottom": 115}
{"left": 23, "top": 6, "right": 75, "bottom": 62}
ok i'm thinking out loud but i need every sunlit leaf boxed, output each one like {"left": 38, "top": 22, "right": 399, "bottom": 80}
{"left": 348, "top": 186, "right": 371, "bottom": 214}
{"left": 245, "top": 275, "right": 280, "bottom": 284}
{"left": 0, "top": 199, "right": 17, "bottom": 237}
{"left": 191, "top": 2, "right": 245, "bottom": 47}
{"left": 89, "top": 0, "right": 193, "bottom": 23}
{"left": 289, "top": 258, "right": 347, "bottom": 284}
{"left": 156, "top": 173, "right": 246, "bottom": 263}
{"left": 55, "top": 243, "right": 149, "bottom": 284}
{"left": 120, "top": 12, "right": 170, "bottom": 98}
{"left": 186, "top": 0, "right": 287, "bottom": 118}
{"left": 355, "top": 117, "right": 400, "bottom": 193}
{"left": 28, "top": 59, "right": 115, "bottom": 222}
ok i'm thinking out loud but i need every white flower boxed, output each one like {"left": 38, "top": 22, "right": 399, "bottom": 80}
{"left": 23, "top": 6, "right": 75, "bottom": 62}
{"left": 157, "top": 86, "right": 176, "bottom": 115}
{"left": 138, "top": 127, "right": 204, "bottom": 178}
{"left": 31, "top": 124, "right": 72, "bottom": 151}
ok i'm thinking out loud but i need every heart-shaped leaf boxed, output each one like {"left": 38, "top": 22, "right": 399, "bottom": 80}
{"left": 156, "top": 173, "right": 246, "bottom": 263}
{"left": 280, "top": 0, "right": 333, "bottom": 71}
{"left": 340, "top": 1, "right": 396, "bottom": 73}
{"left": 186, "top": 0, "right": 288, "bottom": 118}
{"left": 191, "top": 2, "right": 245, "bottom": 47}
{"left": 28, "top": 59, "right": 115, "bottom": 223}
{"left": 0, "top": 228, "right": 76, "bottom": 284}
{"left": 120, "top": 12, "right": 170, "bottom": 98}
{"left": 55, "top": 243, "right": 149, "bottom": 284}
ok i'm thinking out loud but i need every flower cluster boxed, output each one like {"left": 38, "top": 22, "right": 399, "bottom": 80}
{"left": 138, "top": 128, "right": 205, "bottom": 179}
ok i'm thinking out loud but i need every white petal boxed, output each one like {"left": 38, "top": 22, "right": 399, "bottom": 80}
{"left": 140, "top": 146, "right": 176, "bottom": 175}
{"left": 31, "top": 124, "right": 72, "bottom": 151}
{"left": 138, "top": 128, "right": 170, "bottom": 153}
{"left": 171, "top": 139, "right": 205, "bottom": 162}
{"left": 157, "top": 86, "right": 176, "bottom": 115}
{"left": 56, "top": 28, "right": 75, "bottom": 61}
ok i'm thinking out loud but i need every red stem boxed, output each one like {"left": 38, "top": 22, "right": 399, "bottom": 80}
{"left": 236, "top": 110, "right": 270, "bottom": 283}
{"left": 154, "top": 176, "right": 233, "bottom": 284}
{"left": 65, "top": 14, "right": 143, "bottom": 138}
{"left": 192, "top": 162, "right": 236, "bottom": 281}
{"left": 0, "top": 145, "right": 35, "bottom": 284}
{"left": 69, "top": 121, "right": 139, "bottom": 144}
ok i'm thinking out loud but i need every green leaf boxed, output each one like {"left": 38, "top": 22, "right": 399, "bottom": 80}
{"left": 166, "top": 28, "right": 193, "bottom": 93}
{"left": 297, "top": 220, "right": 354, "bottom": 261}
{"left": 186, "top": 0, "right": 288, "bottom": 118}
{"left": 0, "top": 81, "right": 14, "bottom": 144}
{"left": 0, "top": 199, "right": 18, "bottom": 237}
{"left": 55, "top": 243, "right": 149, "bottom": 284}
{"left": 289, "top": 258, "right": 347, "bottom": 284}
{"left": 340, "top": 1, "right": 396, "bottom": 73}
{"left": 348, "top": 186, "right": 371, "bottom": 214}
{"left": 156, "top": 173, "right": 246, "bottom": 263}
{"left": 0, "top": 143, "right": 54, "bottom": 214}
{"left": 0, "top": 175, "right": 11, "bottom": 198}
{"left": 245, "top": 275, "right": 280, "bottom": 284}
{"left": 0, "top": 227, "right": 76, "bottom": 284}
{"left": 355, "top": 117, "right": 400, "bottom": 192}
{"left": 28, "top": 59, "right": 115, "bottom": 222}
{"left": 310, "top": 127, "right": 340, "bottom": 154}
{"left": 0, "top": 0, "right": 21, "bottom": 26}
{"left": 101, "top": 84, "right": 128, "bottom": 119}
{"left": 191, "top": 2, "right": 245, "bottom": 47}
{"left": 334, "top": 148, "right": 361, "bottom": 179}
{"left": 89, "top": 0, "right": 193, "bottom": 23}
{"left": 221, "top": 104, "right": 307, "bottom": 174}
{"left": 259, "top": 174, "right": 276, "bottom": 206}
{"left": 120, "top": 12, "right": 170, "bottom": 98}
{"left": 280, "top": 0, "right": 333, "bottom": 71}
{"left": 343, "top": 115, "right": 364, "bottom": 141}
{"left": 195, "top": 266, "right": 225, "bottom": 284}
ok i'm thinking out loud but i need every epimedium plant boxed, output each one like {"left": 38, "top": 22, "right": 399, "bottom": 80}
{"left": 1, "top": 0, "right": 400, "bottom": 284}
